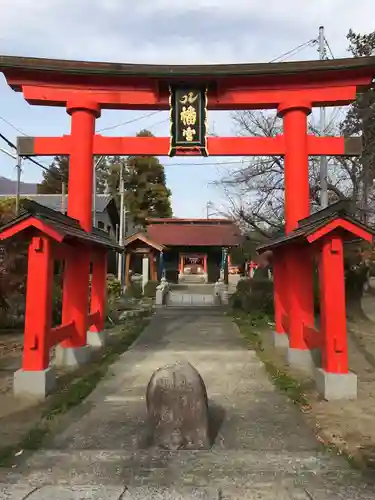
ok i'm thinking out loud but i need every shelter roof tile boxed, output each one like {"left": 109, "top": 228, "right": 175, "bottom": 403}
{"left": 0, "top": 199, "right": 121, "bottom": 251}
{"left": 146, "top": 219, "right": 242, "bottom": 247}
{"left": 256, "top": 201, "right": 373, "bottom": 253}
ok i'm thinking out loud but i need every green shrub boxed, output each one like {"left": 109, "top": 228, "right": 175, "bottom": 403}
{"left": 230, "top": 277, "right": 274, "bottom": 317}
{"left": 236, "top": 278, "right": 252, "bottom": 294}
{"left": 125, "top": 281, "right": 143, "bottom": 299}
{"left": 253, "top": 267, "right": 270, "bottom": 281}
{"left": 229, "top": 291, "right": 242, "bottom": 309}
{"left": 143, "top": 280, "right": 159, "bottom": 298}
{"left": 313, "top": 268, "right": 320, "bottom": 316}
{"left": 107, "top": 277, "right": 122, "bottom": 299}
{"left": 52, "top": 281, "right": 62, "bottom": 326}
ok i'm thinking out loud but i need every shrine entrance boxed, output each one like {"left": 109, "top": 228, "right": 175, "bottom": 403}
{"left": 180, "top": 254, "right": 206, "bottom": 276}
{"left": 0, "top": 54, "right": 375, "bottom": 400}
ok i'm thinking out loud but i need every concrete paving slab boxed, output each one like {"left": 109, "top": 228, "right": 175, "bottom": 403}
{"left": 0, "top": 484, "right": 39, "bottom": 500}
{"left": 1, "top": 309, "right": 375, "bottom": 499}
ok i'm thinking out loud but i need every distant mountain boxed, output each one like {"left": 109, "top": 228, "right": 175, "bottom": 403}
{"left": 0, "top": 176, "right": 37, "bottom": 195}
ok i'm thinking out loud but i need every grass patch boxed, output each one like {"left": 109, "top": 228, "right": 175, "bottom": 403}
{"left": 232, "top": 311, "right": 371, "bottom": 469}
{"left": 0, "top": 313, "right": 150, "bottom": 467}
{"left": 232, "top": 311, "right": 309, "bottom": 407}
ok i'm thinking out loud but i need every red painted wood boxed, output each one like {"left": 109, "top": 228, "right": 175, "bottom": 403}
{"left": 61, "top": 249, "right": 91, "bottom": 349}
{"left": 0, "top": 216, "right": 64, "bottom": 242}
{"left": 319, "top": 236, "right": 348, "bottom": 373}
{"left": 87, "top": 311, "right": 101, "bottom": 329}
{"left": 27, "top": 135, "right": 355, "bottom": 158}
{"left": 23, "top": 236, "right": 53, "bottom": 371}
{"left": 50, "top": 321, "right": 75, "bottom": 347}
{"left": 17, "top": 81, "right": 369, "bottom": 110}
{"left": 89, "top": 250, "right": 107, "bottom": 333}
{"left": 33, "top": 136, "right": 70, "bottom": 155}
{"left": 279, "top": 103, "right": 311, "bottom": 233}
{"left": 67, "top": 103, "right": 99, "bottom": 232}
{"left": 303, "top": 324, "right": 322, "bottom": 350}
{"left": 203, "top": 254, "right": 207, "bottom": 274}
{"left": 307, "top": 218, "right": 373, "bottom": 244}
{"left": 216, "top": 85, "right": 360, "bottom": 109}
{"left": 285, "top": 245, "right": 315, "bottom": 351}
{"left": 281, "top": 314, "right": 290, "bottom": 332}
{"left": 273, "top": 251, "right": 289, "bottom": 335}
{"left": 4, "top": 58, "right": 372, "bottom": 378}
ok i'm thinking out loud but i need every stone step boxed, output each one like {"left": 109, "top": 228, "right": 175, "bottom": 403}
{"left": 168, "top": 293, "right": 216, "bottom": 307}
{"left": 3, "top": 449, "right": 353, "bottom": 489}
{"left": 2, "top": 480, "right": 368, "bottom": 500}
{"left": 178, "top": 274, "right": 207, "bottom": 284}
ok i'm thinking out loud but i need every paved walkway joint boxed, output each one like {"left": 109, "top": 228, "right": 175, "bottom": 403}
{"left": 1, "top": 308, "right": 375, "bottom": 499}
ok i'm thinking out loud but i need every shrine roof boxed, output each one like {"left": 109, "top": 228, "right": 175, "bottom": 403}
{"left": 146, "top": 217, "right": 234, "bottom": 224}
{"left": 146, "top": 218, "right": 242, "bottom": 247}
{"left": 0, "top": 54, "right": 375, "bottom": 86}
{"left": 256, "top": 201, "right": 373, "bottom": 253}
{"left": 123, "top": 232, "right": 165, "bottom": 252}
{"left": 0, "top": 199, "right": 121, "bottom": 250}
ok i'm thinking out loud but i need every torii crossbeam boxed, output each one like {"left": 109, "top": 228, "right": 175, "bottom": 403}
{"left": 0, "top": 53, "right": 374, "bottom": 399}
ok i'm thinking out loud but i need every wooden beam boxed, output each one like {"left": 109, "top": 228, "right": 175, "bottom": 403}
{"left": 18, "top": 134, "right": 362, "bottom": 158}
{"left": 18, "top": 82, "right": 366, "bottom": 110}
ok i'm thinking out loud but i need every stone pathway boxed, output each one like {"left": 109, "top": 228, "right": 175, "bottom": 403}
{"left": 168, "top": 284, "right": 217, "bottom": 307}
{"left": 1, "top": 308, "right": 375, "bottom": 499}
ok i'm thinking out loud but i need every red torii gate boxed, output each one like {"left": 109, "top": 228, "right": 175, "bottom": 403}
{"left": 0, "top": 54, "right": 374, "bottom": 397}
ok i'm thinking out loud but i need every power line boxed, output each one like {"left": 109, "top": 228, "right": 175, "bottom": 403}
{"left": 0, "top": 132, "right": 66, "bottom": 181}
{"left": 97, "top": 110, "right": 162, "bottom": 132}
{"left": 165, "top": 160, "right": 245, "bottom": 167}
{"left": 0, "top": 115, "right": 27, "bottom": 136}
{"left": 270, "top": 38, "right": 318, "bottom": 63}
{"left": 324, "top": 37, "right": 335, "bottom": 59}
{"left": 0, "top": 35, "right": 329, "bottom": 180}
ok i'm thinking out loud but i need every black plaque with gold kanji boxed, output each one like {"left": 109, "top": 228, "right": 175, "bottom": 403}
{"left": 169, "top": 86, "right": 208, "bottom": 156}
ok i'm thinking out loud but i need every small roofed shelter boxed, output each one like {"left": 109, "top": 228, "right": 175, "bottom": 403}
{"left": 256, "top": 201, "right": 373, "bottom": 401}
{"left": 123, "top": 218, "right": 242, "bottom": 287}
{"left": 0, "top": 200, "right": 121, "bottom": 398}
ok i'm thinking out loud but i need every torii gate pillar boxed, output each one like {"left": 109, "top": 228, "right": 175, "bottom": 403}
{"left": 277, "top": 101, "right": 315, "bottom": 370}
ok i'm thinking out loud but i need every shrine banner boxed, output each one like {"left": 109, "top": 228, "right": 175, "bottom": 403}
{"left": 168, "top": 86, "right": 208, "bottom": 157}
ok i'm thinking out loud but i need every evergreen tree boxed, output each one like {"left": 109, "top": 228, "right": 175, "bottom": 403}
{"left": 340, "top": 29, "right": 375, "bottom": 223}
{"left": 107, "top": 130, "right": 172, "bottom": 226}
{"left": 37, "top": 155, "right": 111, "bottom": 194}
{"left": 37, "top": 155, "right": 69, "bottom": 193}
{"left": 124, "top": 130, "right": 172, "bottom": 226}
{"left": 35, "top": 131, "right": 172, "bottom": 226}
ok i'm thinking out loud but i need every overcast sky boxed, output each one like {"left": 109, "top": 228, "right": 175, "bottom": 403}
{"left": 0, "top": 1, "right": 374, "bottom": 217}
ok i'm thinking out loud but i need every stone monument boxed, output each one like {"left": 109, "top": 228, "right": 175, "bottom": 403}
{"left": 146, "top": 361, "right": 210, "bottom": 450}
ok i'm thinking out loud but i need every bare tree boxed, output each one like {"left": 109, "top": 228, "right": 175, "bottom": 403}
{"left": 215, "top": 106, "right": 371, "bottom": 235}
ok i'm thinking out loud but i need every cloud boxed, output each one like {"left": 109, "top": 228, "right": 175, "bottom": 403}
{"left": 0, "top": 0, "right": 374, "bottom": 64}
{"left": 0, "top": 0, "right": 374, "bottom": 216}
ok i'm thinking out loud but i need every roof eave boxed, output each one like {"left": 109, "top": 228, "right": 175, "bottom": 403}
{"left": 1, "top": 54, "right": 375, "bottom": 82}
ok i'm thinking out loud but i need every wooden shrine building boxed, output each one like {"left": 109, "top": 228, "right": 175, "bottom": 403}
{"left": 123, "top": 218, "right": 242, "bottom": 285}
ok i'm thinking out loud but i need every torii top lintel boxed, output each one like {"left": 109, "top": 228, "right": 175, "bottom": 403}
{"left": 0, "top": 54, "right": 374, "bottom": 111}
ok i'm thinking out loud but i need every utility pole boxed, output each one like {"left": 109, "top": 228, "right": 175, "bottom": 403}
{"left": 319, "top": 25, "right": 329, "bottom": 209}
{"left": 206, "top": 200, "right": 214, "bottom": 218}
{"left": 0, "top": 148, "right": 21, "bottom": 215}
{"left": 61, "top": 181, "right": 66, "bottom": 213}
{"left": 93, "top": 156, "right": 104, "bottom": 227}
{"left": 117, "top": 161, "right": 126, "bottom": 284}
{"left": 15, "top": 154, "right": 22, "bottom": 216}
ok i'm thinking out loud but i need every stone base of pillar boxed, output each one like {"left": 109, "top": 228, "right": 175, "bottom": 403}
{"left": 272, "top": 331, "right": 289, "bottom": 349}
{"left": 287, "top": 347, "right": 321, "bottom": 372}
{"left": 54, "top": 345, "right": 91, "bottom": 368}
{"left": 203, "top": 272, "right": 208, "bottom": 284}
{"left": 87, "top": 330, "right": 109, "bottom": 348}
{"left": 14, "top": 367, "right": 56, "bottom": 399}
{"left": 315, "top": 368, "right": 357, "bottom": 400}
{"left": 221, "top": 286, "right": 229, "bottom": 305}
